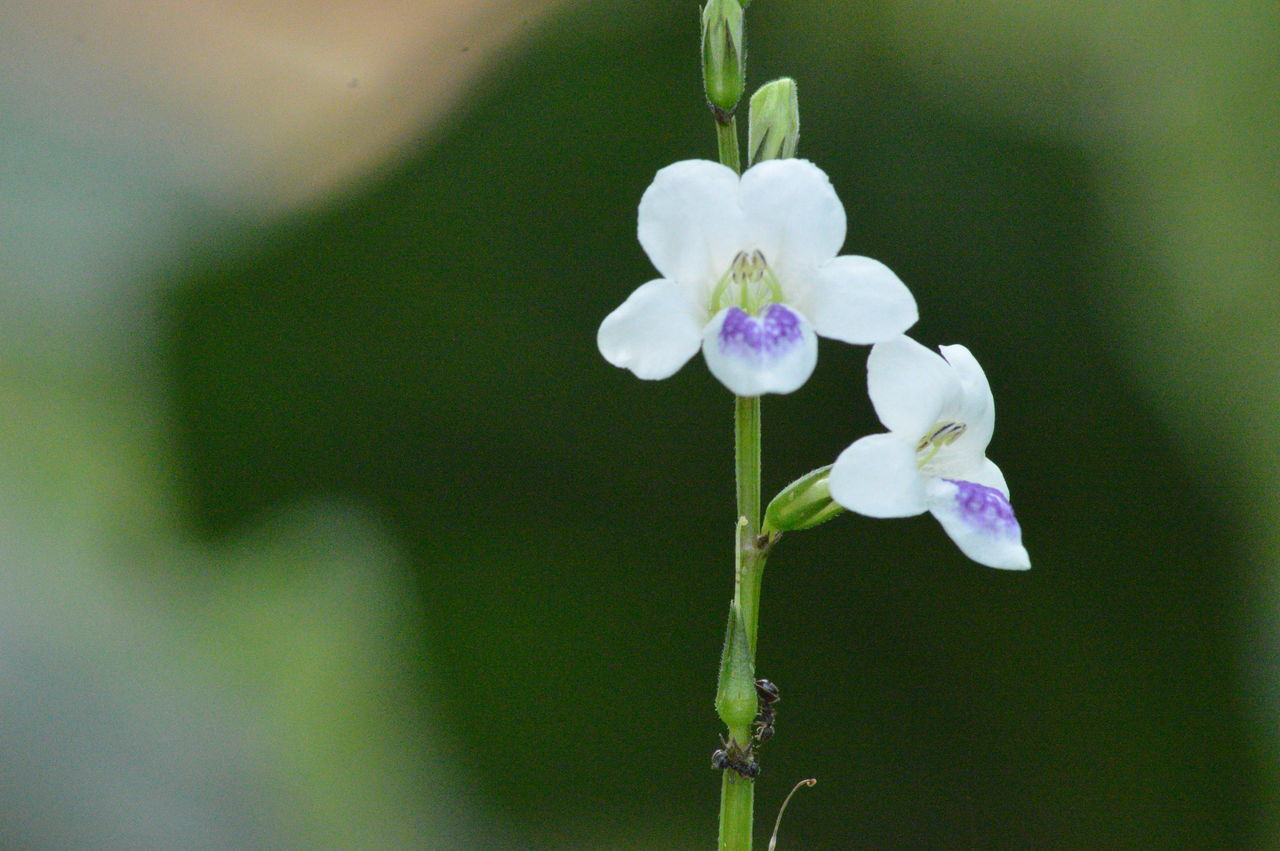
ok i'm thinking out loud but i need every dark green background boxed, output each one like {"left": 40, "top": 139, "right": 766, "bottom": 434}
{"left": 164, "top": 1, "right": 1263, "bottom": 846}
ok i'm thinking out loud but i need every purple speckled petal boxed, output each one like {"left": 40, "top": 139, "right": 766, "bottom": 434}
{"left": 926, "top": 478, "right": 1030, "bottom": 570}
{"left": 701, "top": 303, "right": 817, "bottom": 396}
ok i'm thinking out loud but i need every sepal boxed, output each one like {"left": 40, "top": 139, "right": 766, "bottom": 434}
{"left": 747, "top": 78, "right": 800, "bottom": 165}
{"left": 762, "top": 465, "right": 843, "bottom": 533}
{"left": 715, "top": 600, "right": 757, "bottom": 734}
{"left": 701, "top": 0, "right": 745, "bottom": 117}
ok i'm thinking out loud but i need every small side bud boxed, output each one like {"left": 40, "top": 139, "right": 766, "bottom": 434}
{"left": 762, "top": 464, "right": 842, "bottom": 534}
{"left": 747, "top": 78, "right": 800, "bottom": 166}
{"left": 701, "top": 0, "right": 745, "bottom": 121}
{"left": 715, "top": 601, "right": 757, "bottom": 735}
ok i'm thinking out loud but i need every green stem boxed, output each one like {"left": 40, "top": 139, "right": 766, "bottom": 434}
{"left": 720, "top": 395, "right": 766, "bottom": 851}
{"left": 719, "top": 771, "right": 755, "bottom": 851}
{"left": 715, "top": 103, "right": 758, "bottom": 851}
{"left": 716, "top": 117, "right": 742, "bottom": 175}
{"left": 740, "top": 546, "right": 767, "bottom": 659}
{"left": 735, "top": 396, "right": 761, "bottom": 534}
{"left": 734, "top": 394, "right": 764, "bottom": 654}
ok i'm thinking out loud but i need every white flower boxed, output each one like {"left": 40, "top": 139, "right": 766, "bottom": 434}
{"left": 597, "top": 159, "right": 918, "bottom": 396}
{"left": 828, "top": 336, "right": 1030, "bottom": 570}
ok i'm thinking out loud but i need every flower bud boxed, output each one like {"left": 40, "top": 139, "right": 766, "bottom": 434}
{"left": 747, "top": 78, "right": 800, "bottom": 166}
{"left": 762, "top": 464, "right": 842, "bottom": 534}
{"left": 715, "top": 601, "right": 757, "bottom": 735}
{"left": 701, "top": 0, "right": 745, "bottom": 120}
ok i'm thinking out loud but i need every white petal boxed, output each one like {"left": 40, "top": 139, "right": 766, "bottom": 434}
{"left": 701, "top": 304, "right": 817, "bottom": 396}
{"left": 939, "top": 344, "right": 995, "bottom": 454}
{"left": 867, "top": 336, "right": 962, "bottom": 438}
{"left": 739, "top": 159, "right": 846, "bottom": 283}
{"left": 828, "top": 433, "right": 927, "bottom": 517}
{"left": 968, "top": 457, "right": 1009, "bottom": 496}
{"left": 926, "top": 478, "right": 1030, "bottom": 570}
{"left": 638, "top": 160, "right": 746, "bottom": 287}
{"left": 597, "top": 279, "right": 703, "bottom": 380}
{"left": 808, "top": 256, "right": 918, "bottom": 344}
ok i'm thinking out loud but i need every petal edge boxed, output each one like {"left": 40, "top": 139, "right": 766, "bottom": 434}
{"left": 598, "top": 279, "right": 703, "bottom": 380}
{"left": 638, "top": 160, "right": 745, "bottom": 286}
{"left": 867, "top": 336, "right": 960, "bottom": 439}
{"left": 809, "top": 256, "right": 918, "bottom": 345}
{"left": 829, "top": 433, "right": 927, "bottom": 517}
{"left": 740, "top": 159, "right": 846, "bottom": 281}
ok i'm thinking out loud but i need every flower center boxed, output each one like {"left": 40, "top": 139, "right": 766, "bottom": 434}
{"left": 710, "top": 250, "right": 784, "bottom": 316}
{"left": 916, "top": 421, "right": 966, "bottom": 471}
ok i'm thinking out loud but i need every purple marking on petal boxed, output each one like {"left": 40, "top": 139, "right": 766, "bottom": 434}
{"left": 718, "top": 304, "right": 804, "bottom": 361}
{"left": 944, "top": 479, "right": 1020, "bottom": 537}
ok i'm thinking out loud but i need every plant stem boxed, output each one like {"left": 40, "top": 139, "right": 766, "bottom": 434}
{"left": 717, "top": 116, "right": 742, "bottom": 175}
{"left": 719, "top": 771, "right": 755, "bottom": 851}
{"left": 734, "top": 394, "right": 764, "bottom": 654}
{"left": 714, "top": 107, "right": 761, "bottom": 851}
{"left": 720, "top": 394, "right": 765, "bottom": 851}
{"left": 735, "top": 396, "right": 761, "bottom": 532}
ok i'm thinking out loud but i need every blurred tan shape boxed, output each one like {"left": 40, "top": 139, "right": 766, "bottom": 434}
{"left": 2, "top": 0, "right": 570, "bottom": 212}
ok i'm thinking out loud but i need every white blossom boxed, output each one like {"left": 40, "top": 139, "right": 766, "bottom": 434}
{"left": 598, "top": 159, "right": 917, "bottom": 396}
{"left": 829, "top": 336, "right": 1030, "bottom": 570}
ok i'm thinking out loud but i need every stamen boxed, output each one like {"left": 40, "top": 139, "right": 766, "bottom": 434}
{"left": 916, "top": 421, "right": 966, "bottom": 467}
{"left": 756, "top": 251, "right": 784, "bottom": 304}
{"left": 710, "top": 251, "right": 748, "bottom": 312}
{"left": 711, "top": 250, "right": 782, "bottom": 314}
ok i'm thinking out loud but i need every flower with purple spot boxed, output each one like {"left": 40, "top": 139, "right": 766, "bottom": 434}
{"left": 597, "top": 159, "right": 918, "bottom": 397}
{"left": 827, "top": 336, "right": 1030, "bottom": 570}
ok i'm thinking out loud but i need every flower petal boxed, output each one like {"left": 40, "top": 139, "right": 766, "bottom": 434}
{"left": 638, "top": 160, "right": 746, "bottom": 287}
{"left": 967, "top": 457, "right": 1009, "bottom": 496}
{"left": 808, "top": 256, "right": 918, "bottom": 345}
{"left": 828, "top": 432, "right": 926, "bottom": 517}
{"left": 739, "top": 159, "right": 846, "bottom": 283}
{"left": 938, "top": 344, "right": 995, "bottom": 455}
{"left": 701, "top": 303, "right": 817, "bottom": 396}
{"left": 597, "top": 279, "right": 703, "bottom": 380}
{"left": 926, "top": 478, "right": 1030, "bottom": 570}
{"left": 867, "top": 336, "right": 962, "bottom": 439}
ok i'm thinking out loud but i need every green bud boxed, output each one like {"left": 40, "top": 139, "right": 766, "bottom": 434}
{"left": 747, "top": 77, "right": 800, "bottom": 166}
{"left": 762, "top": 464, "right": 842, "bottom": 534}
{"left": 715, "top": 601, "right": 757, "bottom": 735}
{"left": 701, "top": 0, "right": 745, "bottom": 119}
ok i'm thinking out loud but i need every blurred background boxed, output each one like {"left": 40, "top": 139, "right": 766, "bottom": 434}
{"left": 1, "top": 0, "right": 1276, "bottom": 846}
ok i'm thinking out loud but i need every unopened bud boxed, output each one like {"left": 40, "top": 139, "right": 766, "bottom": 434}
{"left": 762, "top": 464, "right": 842, "bottom": 534}
{"left": 747, "top": 78, "right": 800, "bottom": 165}
{"left": 701, "top": 0, "right": 745, "bottom": 120}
